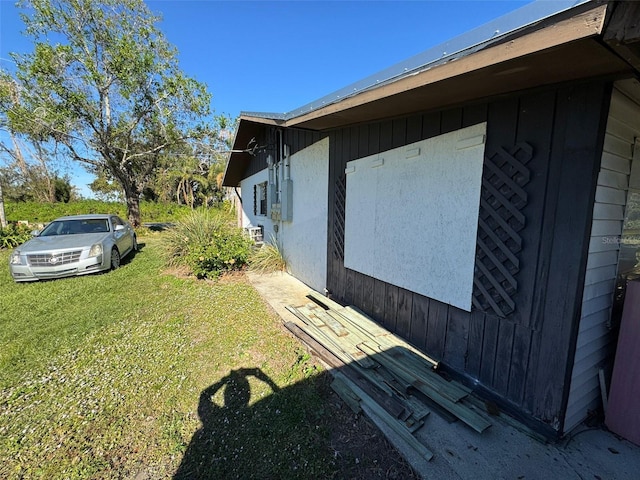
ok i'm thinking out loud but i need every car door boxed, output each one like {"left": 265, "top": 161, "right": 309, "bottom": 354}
{"left": 110, "top": 216, "right": 132, "bottom": 253}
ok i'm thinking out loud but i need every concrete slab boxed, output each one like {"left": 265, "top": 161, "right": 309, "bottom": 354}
{"left": 247, "top": 271, "right": 640, "bottom": 480}
{"left": 411, "top": 411, "right": 640, "bottom": 480}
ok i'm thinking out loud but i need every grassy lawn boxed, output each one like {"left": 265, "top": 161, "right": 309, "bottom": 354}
{"left": 0, "top": 235, "right": 411, "bottom": 479}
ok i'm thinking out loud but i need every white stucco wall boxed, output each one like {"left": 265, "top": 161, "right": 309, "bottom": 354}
{"left": 280, "top": 137, "right": 329, "bottom": 292}
{"left": 344, "top": 123, "right": 486, "bottom": 311}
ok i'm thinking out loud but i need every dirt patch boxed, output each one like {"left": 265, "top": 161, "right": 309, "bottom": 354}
{"left": 162, "top": 265, "right": 193, "bottom": 278}
{"left": 161, "top": 267, "right": 250, "bottom": 283}
{"left": 217, "top": 269, "right": 250, "bottom": 283}
{"left": 320, "top": 378, "right": 420, "bottom": 479}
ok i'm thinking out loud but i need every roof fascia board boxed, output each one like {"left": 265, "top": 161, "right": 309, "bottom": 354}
{"left": 230, "top": 117, "right": 277, "bottom": 152}
{"left": 286, "top": 2, "right": 608, "bottom": 129}
{"left": 238, "top": 114, "right": 285, "bottom": 126}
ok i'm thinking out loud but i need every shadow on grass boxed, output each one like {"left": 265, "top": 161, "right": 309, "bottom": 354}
{"left": 174, "top": 367, "right": 346, "bottom": 479}
{"left": 173, "top": 355, "right": 420, "bottom": 479}
{"left": 174, "top": 367, "right": 293, "bottom": 479}
{"left": 142, "top": 222, "right": 175, "bottom": 232}
{"left": 118, "top": 241, "right": 145, "bottom": 268}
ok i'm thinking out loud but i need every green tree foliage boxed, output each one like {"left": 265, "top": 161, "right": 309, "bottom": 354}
{"left": 0, "top": 164, "right": 76, "bottom": 203}
{"left": 53, "top": 176, "right": 72, "bottom": 202}
{"left": 150, "top": 117, "right": 234, "bottom": 208}
{"left": 0, "top": 0, "right": 216, "bottom": 226}
{"left": 0, "top": 87, "right": 71, "bottom": 204}
{"left": 88, "top": 168, "right": 123, "bottom": 202}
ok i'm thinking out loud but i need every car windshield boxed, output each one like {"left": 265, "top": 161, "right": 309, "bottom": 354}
{"left": 40, "top": 219, "right": 110, "bottom": 236}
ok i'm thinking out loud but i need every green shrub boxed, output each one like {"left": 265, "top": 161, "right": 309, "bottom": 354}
{"left": 0, "top": 223, "right": 33, "bottom": 249}
{"left": 163, "top": 209, "right": 230, "bottom": 262}
{"left": 163, "top": 209, "right": 253, "bottom": 279}
{"left": 249, "top": 236, "right": 287, "bottom": 274}
{"left": 186, "top": 230, "right": 253, "bottom": 279}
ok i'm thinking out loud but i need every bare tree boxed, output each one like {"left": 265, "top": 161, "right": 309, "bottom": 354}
{"left": 0, "top": 0, "right": 214, "bottom": 225}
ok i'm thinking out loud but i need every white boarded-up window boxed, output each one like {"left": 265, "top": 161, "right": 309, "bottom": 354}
{"left": 344, "top": 122, "right": 486, "bottom": 311}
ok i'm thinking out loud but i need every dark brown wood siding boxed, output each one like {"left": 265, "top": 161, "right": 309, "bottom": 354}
{"left": 243, "top": 127, "right": 272, "bottom": 179}
{"left": 244, "top": 126, "right": 327, "bottom": 177}
{"left": 285, "top": 128, "right": 326, "bottom": 154}
{"left": 326, "top": 81, "right": 611, "bottom": 435}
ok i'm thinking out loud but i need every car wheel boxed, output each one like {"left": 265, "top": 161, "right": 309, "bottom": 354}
{"left": 110, "top": 247, "right": 121, "bottom": 270}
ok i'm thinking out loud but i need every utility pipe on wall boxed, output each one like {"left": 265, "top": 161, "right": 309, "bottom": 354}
{"left": 284, "top": 144, "right": 291, "bottom": 181}
{"left": 267, "top": 154, "right": 274, "bottom": 185}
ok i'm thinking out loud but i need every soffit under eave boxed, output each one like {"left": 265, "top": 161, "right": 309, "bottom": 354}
{"left": 289, "top": 38, "right": 632, "bottom": 131}
{"left": 223, "top": 119, "right": 272, "bottom": 187}
{"left": 603, "top": 0, "right": 640, "bottom": 72}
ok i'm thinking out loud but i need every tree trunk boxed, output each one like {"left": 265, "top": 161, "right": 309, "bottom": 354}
{"left": 125, "top": 189, "right": 142, "bottom": 227}
{"left": 0, "top": 182, "right": 7, "bottom": 228}
{"left": 116, "top": 170, "right": 142, "bottom": 227}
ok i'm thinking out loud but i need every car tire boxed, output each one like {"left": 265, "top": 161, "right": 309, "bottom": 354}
{"left": 132, "top": 235, "right": 138, "bottom": 252}
{"left": 110, "top": 247, "right": 121, "bottom": 270}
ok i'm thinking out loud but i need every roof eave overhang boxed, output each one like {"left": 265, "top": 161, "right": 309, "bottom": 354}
{"left": 288, "top": 2, "right": 618, "bottom": 130}
{"left": 224, "top": 1, "right": 638, "bottom": 187}
{"left": 223, "top": 115, "right": 286, "bottom": 187}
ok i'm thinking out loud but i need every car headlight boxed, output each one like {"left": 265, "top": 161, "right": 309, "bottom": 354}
{"left": 9, "top": 251, "right": 23, "bottom": 265}
{"left": 89, "top": 244, "right": 103, "bottom": 257}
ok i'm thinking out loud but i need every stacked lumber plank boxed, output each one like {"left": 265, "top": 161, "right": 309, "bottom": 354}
{"left": 284, "top": 291, "right": 492, "bottom": 462}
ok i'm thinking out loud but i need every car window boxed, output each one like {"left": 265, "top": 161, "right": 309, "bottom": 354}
{"left": 111, "top": 216, "right": 124, "bottom": 228}
{"left": 39, "top": 219, "right": 110, "bottom": 235}
{"left": 83, "top": 219, "right": 109, "bottom": 233}
{"left": 64, "top": 220, "right": 88, "bottom": 234}
{"left": 39, "top": 221, "right": 63, "bottom": 236}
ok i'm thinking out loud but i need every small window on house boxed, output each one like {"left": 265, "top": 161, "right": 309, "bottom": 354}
{"left": 255, "top": 181, "right": 268, "bottom": 216}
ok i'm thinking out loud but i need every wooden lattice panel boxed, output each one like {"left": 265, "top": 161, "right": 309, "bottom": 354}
{"left": 473, "top": 142, "right": 533, "bottom": 317}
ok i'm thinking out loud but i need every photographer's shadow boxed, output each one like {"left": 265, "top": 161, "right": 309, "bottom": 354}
{"left": 174, "top": 368, "right": 280, "bottom": 479}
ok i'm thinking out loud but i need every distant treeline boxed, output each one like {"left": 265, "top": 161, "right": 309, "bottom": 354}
{"left": 4, "top": 200, "right": 197, "bottom": 225}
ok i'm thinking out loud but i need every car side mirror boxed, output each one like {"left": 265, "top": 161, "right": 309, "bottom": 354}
{"left": 31, "top": 229, "right": 41, "bottom": 237}
{"left": 114, "top": 224, "right": 125, "bottom": 231}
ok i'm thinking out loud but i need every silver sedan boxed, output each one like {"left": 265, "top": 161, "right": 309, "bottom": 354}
{"left": 9, "top": 214, "right": 137, "bottom": 282}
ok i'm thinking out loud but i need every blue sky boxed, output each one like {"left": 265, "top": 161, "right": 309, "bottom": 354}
{"left": 0, "top": 0, "right": 534, "bottom": 195}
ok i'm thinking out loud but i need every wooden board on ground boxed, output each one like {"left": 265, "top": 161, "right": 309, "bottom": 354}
{"left": 288, "top": 293, "right": 492, "bottom": 439}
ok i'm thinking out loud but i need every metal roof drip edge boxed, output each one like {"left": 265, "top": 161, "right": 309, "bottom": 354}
{"left": 252, "top": 0, "right": 591, "bottom": 123}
